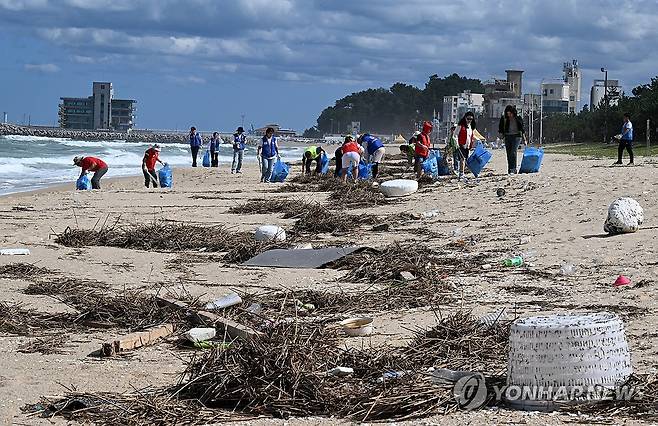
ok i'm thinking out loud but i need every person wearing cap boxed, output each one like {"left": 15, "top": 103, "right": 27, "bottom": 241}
{"left": 414, "top": 121, "right": 433, "bottom": 178}
{"left": 73, "top": 156, "right": 108, "bottom": 189}
{"left": 232, "top": 126, "right": 247, "bottom": 174}
{"left": 340, "top": 135, "right": 364, "bottom": 183}
{"left": 142, "top": 144, "right": 164, "bottom": 188}
{"left": 358, "top": 133, "right": 385, "bottom": 178}
{"left": 209, "top": 132, "right": 221, "bottom": 168}
{"left": 189, "top": 126, "right": 203, "bottom": 167}
{"left": 301, "top": 145, "right": 325, "bottom": 176}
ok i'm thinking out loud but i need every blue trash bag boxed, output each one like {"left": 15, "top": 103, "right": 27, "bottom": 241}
{"left": 158, "top": 164, "right": 173, "bottom": 188}
{"left": 270, "top": 159, "right": 290, "bottom": 183}
{"left": 202, "top": 150, "right": 211, "bottom": 167}
{"left": 421, "top": 150, "right": 440, "bottom": 178}
{"left": 466, "top": 142, "right": 492, "bottom": 177}
{"left": 519, "top": 147, "right": 544, "bottom": 174}
{"left": 437, "top": 151, "right": 452, "bottom": 176}
{"left": 76, "top": 175, "right": 91, "bottom": 190}
{"left": 320, "top": 153, "right": 330, "bottom": 175}
{"left": 347, "top": 160, "right": 372, "bottom": 180}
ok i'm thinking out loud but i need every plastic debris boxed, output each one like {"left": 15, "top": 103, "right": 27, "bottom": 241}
{"left": 205, "top": 292, "right": 242, "bottom": 310}
{"left": 614, "top": 275, "right": 631, "bottom": 287}
{"left": 183, "top": 327, "right": 217, "bottom": 343}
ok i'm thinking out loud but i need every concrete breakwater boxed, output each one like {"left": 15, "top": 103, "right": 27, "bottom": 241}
{"left": 0, "top": 123, "right": 191, "bottom": 144}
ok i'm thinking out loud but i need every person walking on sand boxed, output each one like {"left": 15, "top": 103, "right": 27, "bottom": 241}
{"left": 257, "top": 127, "right": 279, "bottom": 183}
{"left": 414, "top": 121, "right": 433, "bottom": 178}
{"left": 189, "top": 126, "right": 203, "bottom": 167}
{"left": 340, "top": 135, "right": 364, "bottom": 183}
{"left": 498, "top": 105, "right": 526, "bottom": 174}
{"left": 73, "top": 155, "right": 108, "bottom": 190}
{"left": 142, "top": 144, "right": 164, "bottom": 188}
{"left": 232, "top": 126, "right": 246, "bottom": 174}
{"left": 359, "top": 133, "right": 385, "bottom": 179}
{"left": 209, "top": 132, "right": 221, "bottom": 168}
{"left": 614, "top": 113, "right": 634, "bottom": 165}
{"left": 452, "top": 112, "right": 477, "bottom": 181}
{"left": 301, "top": 145, "right": 325, "bottom": 176}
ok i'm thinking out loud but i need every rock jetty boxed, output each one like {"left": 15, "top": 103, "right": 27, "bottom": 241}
{"left": 0, "top": 123, "right": 189, "bottom": 144}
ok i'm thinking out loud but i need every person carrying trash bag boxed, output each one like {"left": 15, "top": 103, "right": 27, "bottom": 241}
{"left": 189, "top": 126, "right": 203, "bottom": 167}
{"left": 613, "top": 113, "right": 634, "bottom": 165}
{"left": 232, "top": 126, "right": 246, "bottom": 174}
{"left": 209, "top": 132, "right": 221, "bottom": 167}
{"left": 359, "top": 133, "right": 386, "bottom": 179}
{"left": 142, "top": 144, "right": 164, "bottom": 188}
{"left": 73, "top": 155, "right": 108, "bottom": 190}
{"left": 452, "top": 112, "right": 477, "bottom": 181}
{"left": 340, "top": 135, "right": 364, "bottom": 183}
{"left": 498, "top": 105, "right": 526, "bottom": 174}
{"left": 257, "top": 127, "right": 279, "bottom": 183}
{"left": 414, "top": 121, "right": 433, "bottom": 178}
{"left": 301, "top": 145, "right": 325, "bottom": 176}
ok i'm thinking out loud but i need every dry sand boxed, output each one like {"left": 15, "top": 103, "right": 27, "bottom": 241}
{"left": 0, "top": 150, "right": 656, "bottom": 425}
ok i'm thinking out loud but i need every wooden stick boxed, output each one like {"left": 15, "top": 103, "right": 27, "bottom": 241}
{"left": 100, "top": 323, "right": 174, "bottom": 356}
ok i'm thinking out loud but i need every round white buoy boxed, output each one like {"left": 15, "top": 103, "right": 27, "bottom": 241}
{"left": 254, "top": 225, "right": 286, "bottom": 242}
{"left": 506, "top": 312, "right": 632, "bottom": 411}
{"left": 604, "top": 197, "right": 644, "bottom": 234}
{"left": 379, "top": 179, "right": 418, "bottom": 197}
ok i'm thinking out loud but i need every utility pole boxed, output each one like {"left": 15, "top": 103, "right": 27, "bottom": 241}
{"left": 539, "top": 80, "right": 544, "bottom": 145}
{"left": 647, "top": 119, "right": 651, "bottom": 156}
{"left": 601, "top": 67, "right": 608, "bottom": 143}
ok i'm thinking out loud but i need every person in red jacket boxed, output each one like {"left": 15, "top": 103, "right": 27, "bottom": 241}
{"left": 340, "top": 135, "right": 364, "bottom": 183}
{"left": 142, "top": 144, "right": 164, "bottom": 188}
{"left": 414, "top": 121, "right": 433, "bottom": 178}
{"left": 452, "top": 112, "right": 477, "bottom": 180}
{"left": 73, "top": 156, "right": 108, "bottom": 189}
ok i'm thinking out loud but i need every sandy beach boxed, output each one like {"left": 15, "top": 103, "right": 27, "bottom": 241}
{"left": 1, "top": 150, "right": 657, "bottom": 425}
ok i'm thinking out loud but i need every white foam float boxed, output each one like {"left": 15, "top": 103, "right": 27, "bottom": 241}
{"left": 254, "top": 225, "right": 286, "bottom": 242}
{"left": 379, "top": 179, "right": 418, "bottom": 197}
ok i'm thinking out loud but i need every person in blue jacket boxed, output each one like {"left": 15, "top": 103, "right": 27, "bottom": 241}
{"left": 232, "top": 126, "right": 247, "bottom": 174}
{"left": 358, "top": 133, "right": 385, "bottom": 178}
{"left": 189, "top": 126, "right": 203, "bottom": 167}
{"left": 257, "top": 127, "right": 279, "bottom": 183}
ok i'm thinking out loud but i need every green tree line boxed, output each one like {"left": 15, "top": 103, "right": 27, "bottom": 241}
{"left": 303, "top": 73, "right": 483, "bottom": 137}
{"left": 541, "top": 76, "right": 658, "bottom": 144}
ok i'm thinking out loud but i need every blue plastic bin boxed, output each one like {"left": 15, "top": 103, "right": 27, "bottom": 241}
{"left": 519, "top": 147, "right": 544, "bottom": 173}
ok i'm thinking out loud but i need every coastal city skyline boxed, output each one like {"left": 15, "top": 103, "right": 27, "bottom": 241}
{"left": 1, "top": 0, "right": 657, "bottom": 132}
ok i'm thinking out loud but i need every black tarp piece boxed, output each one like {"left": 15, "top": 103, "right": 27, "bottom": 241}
{"left": 242, "top": 246, "right": 369, "bottom": 269}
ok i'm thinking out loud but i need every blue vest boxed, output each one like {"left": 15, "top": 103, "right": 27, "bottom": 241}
{"left": 234, "top": 133, "right": 246, "bottom": 150}
{"left": 363, "top": 134, "right": 384, "bottom": 155}
{"left": 261, "top": 136, "right": 277, "bottom": 158}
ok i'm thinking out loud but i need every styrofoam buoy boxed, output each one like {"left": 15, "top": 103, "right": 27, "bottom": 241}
{"left": 604, "top": 197, "right": 643, "bottom": 234}
{"left": 379, "top": 179, "right": 418, "bottom": 197}
{"left": 255, "top": 225, "right": 286, "bottom": 242}
{"left": 507, "top": 312, "right": 632, "bottom": 411}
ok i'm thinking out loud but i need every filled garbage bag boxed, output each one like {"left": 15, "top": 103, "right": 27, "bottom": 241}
{"left": 320, "top": 153, "right": 330, "bottom": 175}
{"left": 466, "top": 142, "right": 492, "bottom": 177}
{"left": 270, "top": 159, "right": 290, "bottom": 183}
{"left": 421, "top": 150, "right": 439, "bottom": 178}
{"left": 202, "top": 150, "right": 211, "bottom": 167}
{"left": 347, "top": 160, "right": 372, "bottom": 180}
{"left": 158, "top": 164, "right": 173, "bottom": 188}
{"left": 519, "top": 147, "right": 544, "bottom": 174}
{"left": 76, "top": 175, "right": 91, "bottom": 190}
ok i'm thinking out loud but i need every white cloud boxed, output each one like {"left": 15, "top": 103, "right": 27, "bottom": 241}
{"left": 0, "top": 0, "right": 47, "bottom": 11}
{"left": 24, "top": 63, "right": 60, "bottom": 72}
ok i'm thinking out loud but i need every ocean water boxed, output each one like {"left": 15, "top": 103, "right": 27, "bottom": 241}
{"left": 0, "top": 135, "right": 305, "bottom": 195}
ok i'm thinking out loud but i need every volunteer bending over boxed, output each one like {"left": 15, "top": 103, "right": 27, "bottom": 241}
{"left": 340, "top": 135, "right": 364, "bottom": 183}
{"left": 142, "top": 144, "right": 164, "bottom": 188}
{"left": 73, "top": 156, "right": 108, "bottom": 189}
{"left": 301, "top": 146, "right": 325, "bottom": 175}
{"left": 359, "top": 133, "right": 385, "bottom": 179}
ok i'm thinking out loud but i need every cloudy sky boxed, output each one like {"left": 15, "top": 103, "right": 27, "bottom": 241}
{"left": 1, "top": 0, "right": 657, "bottom": 132}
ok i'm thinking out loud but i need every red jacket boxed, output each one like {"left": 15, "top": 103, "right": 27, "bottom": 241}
{"left": 342, "top": 141, "right": 361, "bottom": 154}
{"left": 414, "top": 121, "right": 433, "bottom": 157}
{"left": 79, "top": 157, "right": 107, "bottom": 173}
{"left": 143, "top": 148, "right": 159, "bottom": 170}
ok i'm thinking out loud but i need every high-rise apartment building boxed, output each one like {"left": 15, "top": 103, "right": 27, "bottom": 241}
{"left": 59, "top": 82, "right": 136, "bottom": 131}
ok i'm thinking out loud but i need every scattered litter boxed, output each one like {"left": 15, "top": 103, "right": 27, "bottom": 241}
{"left": 450, "top": 228, "right": 463, "bottom": 237}
{"left": 242, "top": 246, "right": 368, "bottom": 269}
{"left": 293, "top": 243, "right": 313, "bottom": 250}
{"left": 481, "top": 264, "right": 492, "bottom": 270}
{"left": 421, "top": 209, "right": 440, "bottom": 218}
{"left": 604, "top": 197, "right": 644, "bottom": 235}
{"left": 560, "top": 263, "right": 576, "bottom": 275}
{"left": 339, "top": 317, "right": 373, "bottom": 337}
{"left": 614, "top": 275, "right": 631, "bottom": 287}
{"left": 519, "top": 236, "right": 532, "bottom": 244}
{"left": 255, "top": 225, "right": 286, "bottom": 242}
{"left": 502, "top": 256, "right": 523, "bottom": 267}
{"left": 0, "top": 248, "right": 31, "bottom": 256}
{"left": 521, "top": 250, "right": 536, "bottom": 260}
{"left": 205, "top": 292, "right": 243, "bottom": 310}
{"left": 496, "top": 188, "right": 505, "bottom": 197}
{"left": 377, "top": 370, "right": 406, "bottom": 383}
{"left": 399, "top": 271, "right": 416, "bottom": 281}
{"left": 245, "top": 303, "right": 263, "bottom": 314}
{"left": 327, "top": 367, "right": 353, "bottom": 377}
{"left": 183, "top": 327, "right": 217, "bottom": 343}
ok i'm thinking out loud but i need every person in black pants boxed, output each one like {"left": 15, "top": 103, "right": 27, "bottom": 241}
{"left": 498, "top": 105, "right": 526, "bottom": 174}
{"left": 210, "top": 132, "right": 221, "bottom": 167}
{"left": 189, "top": 127, "right": 202, "bottom": 167}
{"left": 614, "top": 113, "right": 634, "bottom": 165}
{"left": 333, "top": 146, "right": 343, "bottom": 178}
